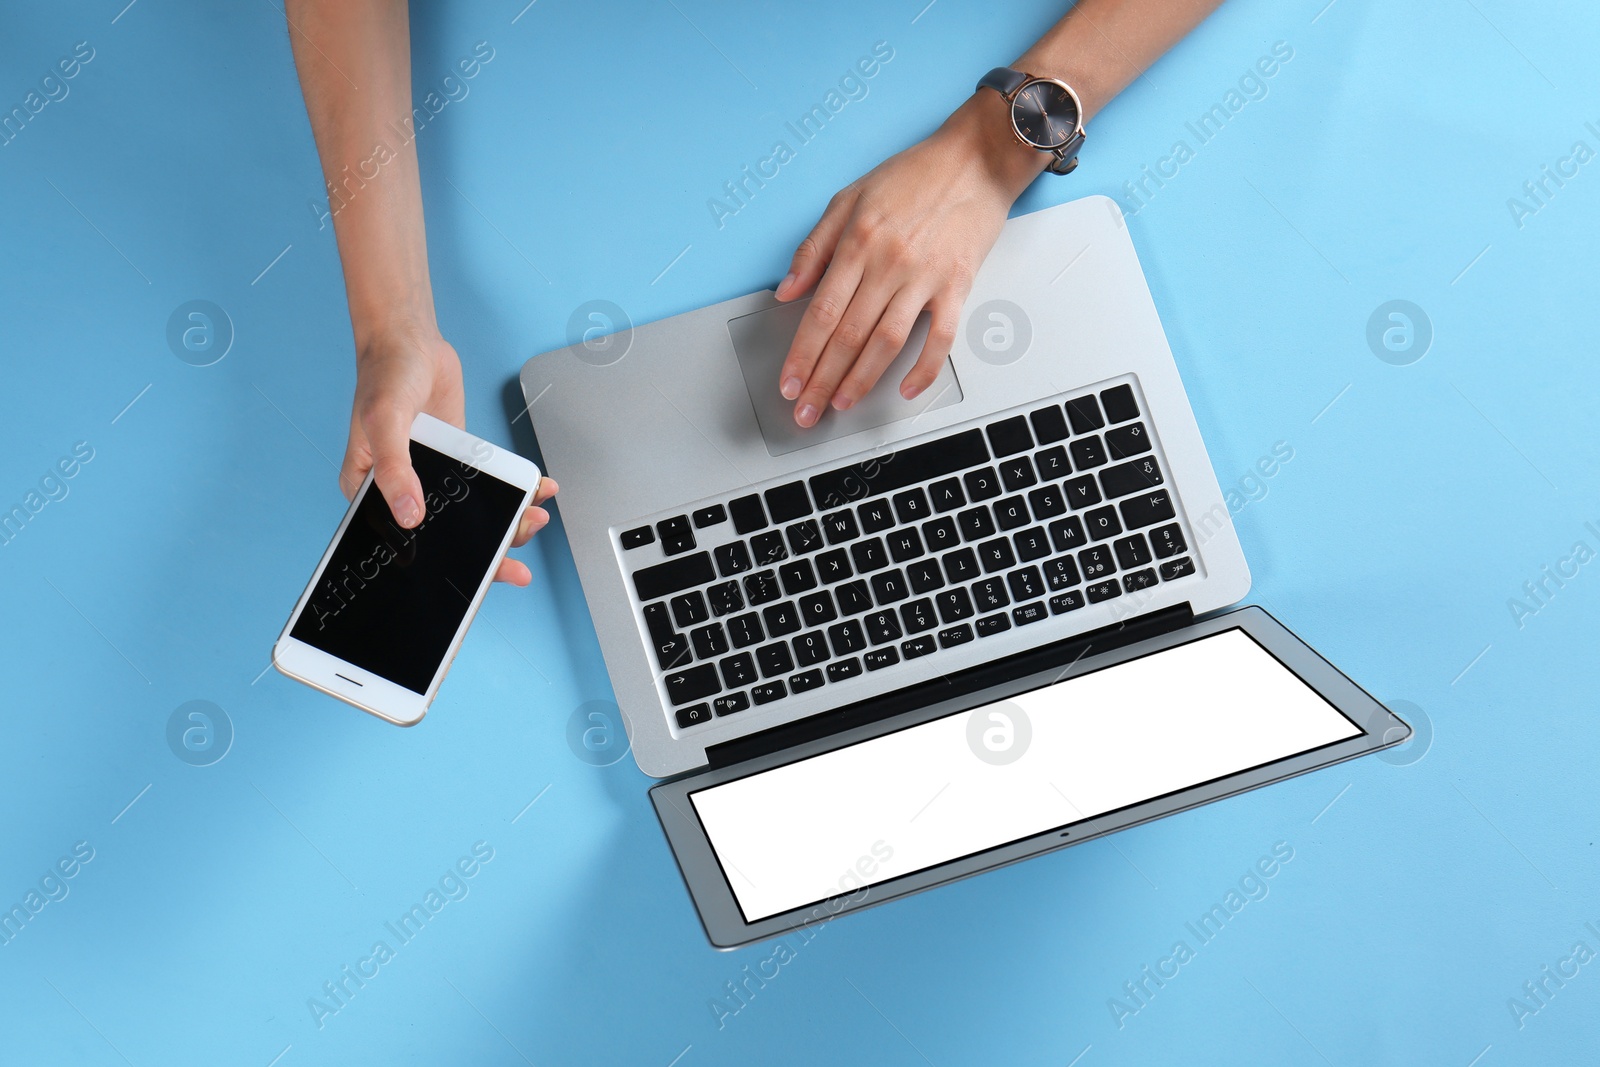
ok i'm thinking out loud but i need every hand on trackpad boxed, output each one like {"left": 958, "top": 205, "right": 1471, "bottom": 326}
{"left": 727, "top": 297, "right": 963, "bottom": 458}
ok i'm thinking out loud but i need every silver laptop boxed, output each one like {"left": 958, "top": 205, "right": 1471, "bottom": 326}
{"left": 520, "top": 195, "right": 1409, "bottom": 947}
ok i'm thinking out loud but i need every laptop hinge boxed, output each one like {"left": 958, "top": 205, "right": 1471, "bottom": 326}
{"left": 704, "top": 602, "right": 1195, "bottom": 770}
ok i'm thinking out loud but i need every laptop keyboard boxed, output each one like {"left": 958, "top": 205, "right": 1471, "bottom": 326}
{"left": 621, "top": 379, "right": 1198, "bottom": 732}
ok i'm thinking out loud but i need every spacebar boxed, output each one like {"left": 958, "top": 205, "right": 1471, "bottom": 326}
{"left": 809, "top": 428, "right": 989, "bottom": 510}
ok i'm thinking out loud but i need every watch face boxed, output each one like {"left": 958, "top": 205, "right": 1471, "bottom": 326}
{"left": 1011, "top": 80, "right": 1080, "bottom": 149}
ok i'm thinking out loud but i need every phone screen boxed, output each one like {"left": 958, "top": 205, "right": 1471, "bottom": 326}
{"left": 289, "top": 441, "right": 527, "bottom": 693}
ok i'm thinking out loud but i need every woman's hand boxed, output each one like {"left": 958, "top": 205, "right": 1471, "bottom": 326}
{"left": 344, "top": 323, "right": 557, "bottom": 586}
{"left": 775, "top": 91, "right": 1045, "bottom": 428}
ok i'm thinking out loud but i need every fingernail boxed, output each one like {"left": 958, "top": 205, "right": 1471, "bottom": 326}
{"left": 778, "top": 272, "right": 796, "bottom": 295}
{"left": 394, "top": 494, "right": 422, "bottom": 527}
{"left": 796, "top": 403, "right": 818, "bottom": 427}
{"left": 781, "top": 376, "right": 803, "bottom": 400}
{"left": 832, "top": 394, "right": 854, "bottom": 411}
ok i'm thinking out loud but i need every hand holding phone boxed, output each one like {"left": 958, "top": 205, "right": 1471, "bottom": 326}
{"left": 273, "top": 413, "right": 546, "bottom": 725}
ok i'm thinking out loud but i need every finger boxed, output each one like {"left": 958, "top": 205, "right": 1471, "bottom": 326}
{"left": 794, "top": 274, "right": 899, "bottom": 427}
{"left": 900, "top": 295, "right": 962, "bottom": 401}
{"left": 831, "top": 286, "right": 933, "bottom": 411}
{"left": 532, "top": 476, "right": 559, "bottom": 505}
{"left": 361, "top": 400, "right": 425, "bottom": 528}
{"left": 338, "top": 418, "right": 373, "bottom": 502}
{"left": 510, "top": 505, "right": 550, "bottom": 548}
{"left": 494, "top": 557, "right": 532, "bottom": 586}
{"left": 776, "top": 189, "right": 855, "bottom": 302}
{"left": 778, "top": 252, "right": 865, "bottom": 410}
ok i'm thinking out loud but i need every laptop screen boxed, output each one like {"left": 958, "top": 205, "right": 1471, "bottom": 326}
{"left": 689, "top": 627, "right": 1364, "bottom": 923}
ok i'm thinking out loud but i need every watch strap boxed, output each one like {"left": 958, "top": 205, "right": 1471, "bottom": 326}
{"left": 1047, "top": 130, "right": 1086, "bottom": 175}
{"left": 976, "top": 66, "right": 1028, "bottom": 98}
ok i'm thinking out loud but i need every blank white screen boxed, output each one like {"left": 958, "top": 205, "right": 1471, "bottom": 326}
{"left": 690, "top": 628, "right": 1362, "bottom": 922}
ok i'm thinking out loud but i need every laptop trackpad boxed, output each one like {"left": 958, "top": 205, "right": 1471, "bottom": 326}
{"left": 728, "top": 297, "right": 963, "bottom": 457}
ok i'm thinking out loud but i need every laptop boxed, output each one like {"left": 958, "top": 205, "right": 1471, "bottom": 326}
{"left": 520, "top": 195, "right": 1410, "bottom": 948}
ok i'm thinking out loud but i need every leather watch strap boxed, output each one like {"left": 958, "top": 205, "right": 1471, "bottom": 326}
{"left": 976, "top": 66, "right": 1028, "bottom": 98}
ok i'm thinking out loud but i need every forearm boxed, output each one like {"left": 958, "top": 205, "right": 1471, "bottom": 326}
{"left": 285, "top": 0, "right": 435, "bottom": 350}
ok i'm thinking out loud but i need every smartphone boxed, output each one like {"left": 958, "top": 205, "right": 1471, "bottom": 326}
{"left": 272, "top": 413, "right": 543, "bottom": 725}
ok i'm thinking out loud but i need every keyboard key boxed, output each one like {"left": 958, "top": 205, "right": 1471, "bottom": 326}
{"left": 792, "top": 630, "right": 830, "bottom": 667}
{"left": 643, "top": 601, "right": 676, "bottom": 643}
{"left": 1013, "top": 526, "right": 1051, "bottom": 562}
{"left": 1100, "top": 383, "right": 1140, "bottom": 424}
{"left": 744, "top": 570, "right": 781, "bottom": 605}
{"left": 993, "top": 496, "right": 1030, "bottom": 531}
{"left": 929, "top": 478, "right": 966, "bottom": 512}
{"left": 975, "top": 613, "right": 1011, "bottom": 638}
{"left": 900, "top": 598, "right": 937, "bottom": 633}
{"left": 708, "top": 581, "right": 744, "bottom": 617}
{"left": 787, "top": 519, "right": 824, "bottom": 555}
{"left": 1150, "top": 523, "right": 1187, "bottom": 558}
{"left": 836, "top": 580, "right": 873, "bottom": 615}
{"left": 986, "top": 415, "right": 1033, "bottom": 457}
{"left": 664, "top": 664, "right": 720, "bottom": 706}
{"left": 1049, "top": 590, "right": 1085, "bottom": 614}
{"left": 964, "top": 467, "right": 1002, "bottom": 502}
{"left": 789, "top": 668, "right": 825, "bottom": 693}
{"left": 1085, "top": 505, "right": 1122, "bottom": 541}
{"left": 691, "top": 622, "right": 728, "bottom": 659}
{"left": 1035, "top": 445, "right": 1070, "bottom": 480}
{"left": 816, "top": 548, "right": 853, "bottom": 584}
{"left": 730, "top": 494, "right": 767, "bottom": 534}
{"left": 715, "top": 541, "right": 753, "bottom": 577}
{"left": 1012, "top": 601, "right": 1048, "bottom": 626}
{"left": 751, "top": 530, "right": 788, "bottom": 565}
{"left": 671, "top": 590, "right": 709, "bottom": 628}
{"left": 922, "top": 516, "right": 960, "bottom": 552}
{"left": 1114, "top": 533, "right": 1153, "bottom": 569}
{"left": 657, "top": 515, "right": 696, "bottom": 555}
{"left": 1123, "top": 568, "right": 1158, "bottom": 593}
{"left": 1101, "top": 456, "right": 1164, "bottom": 499}
{"left": 621, "top": 525, "right": 655, "bottom": 550}
{"left": 1160, "top": 556, "right": 1196, "bottom": 581}
{"left": 892, "top": 488, "right": 931, "bottom": 524}
{"left": 1064, "top": 475, "right": 1102, "bottom": 509}
{"left": 1120, "top": 489, "right": 1175, "bottom": 530}
{"left": 902, "top": 635, "right": 938, "bottom": 659}
{"left": 870, "top": 569, "right": 910, "bottom": 605}
{"left": 1069, "top": 435, "right": 1108, "bottom": 470}
{"left": 943, "top": 547, "right": 981, "bottom": 582}
{"left": 887, "top": 528, "right": 924, "bottom": 563}
{"left": 632, "top": 551, "right": 715, "bottom": 601}
{"left": 851, "top": 537, "right": 889, "bottom": 573}
{"left": 1065, "top": 394, "right": 1106, "bottom": 434}
{"left": 958, "top": 506, "right": 997, "bottom": 541}
{"left": 935, "top": 588, "right": 975, "bottom": 623}
{"left": 676, "top": 703, "right": 713, "bottom": 729}
{"left": 1086, "top": 579, "right": 1121, "bottom": 603}
{"left": 752, "top": 680, "right": 788, "bottom": 705}
{"left": 1000, "top": 457, "right": 1037, "bottom": 492}
{"left": 654, "top": 633, "right": 691, "bottom": 671}
{"left": 763, "top": 601, "right": 802, "bottom": 637}
{"left": 713, "top": 691, "right": 749, "bottom": 716}
{"left": 1079, "top": 545, "right": 1116, "bottom": 580}
{"left": 1030, "top": 405, "right": 1069, "bottom": 444}
{"left": 907, "top": 559, "right": 945, "bottom": 594}
{"left": 799, "top": 590, "right": 838, "bottom": 627}
{"left": 864, "top": 647, "right": 900, "bottom": 671}
{"left": 972, "top": 578, "right": 1009, "bottom": 612}
{"left": 1007, "top": 566, "right": 1045, "bottom": 601}
{"left": 827, "top": 658, "right": 863, "bottom": 683}
{"left": 719, "top": 652, "right": 758, "bottom": 688}
{"left": 827, "top": 619, "right": 867, "bottom": 655}
{"left": 728, "top": 612, "right": 764, "bottom": 648}
{"left": 1105, "top": 422, "right": 1151, "bottom": 459}
{"left": 756, "top": 642, "right": 795, "bottom": 678}
{"left": 692, "top": 504, "right": 727, "bottom": 528}
{"left": 765, "top": 481, "right": 812, "bottom": 523}
{"left": 822, "top": 508, "right": 861, "bottom": 545}
{"left": 1043, "top": 555, "right": 1081, "bottom": 590}
{"left": 779, "top": 558, "right": 818, "bottom": 596}
{"left": 864, "top": 610, "right": 903, "bottom": 645}
{"left": 1027, "top": 484, "right": 1067, "bottom": 520}
{"left": 938, "top": 624, "right": 975, "bottom": 648}
{"left": 977, "top": 537, "right": 1017, "bottom": 574}
{"left": 1049, "top": 516, "right": 1088, "bottom": 552}
{"left": 809, "top": 428, "right": 989, "bottom": 510}
{"left": 858, "top": 500, "right": 895, "bottom": 533}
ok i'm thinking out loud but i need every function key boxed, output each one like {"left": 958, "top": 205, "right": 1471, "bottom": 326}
{"left": 975, "top": 614, "right": 1011, "bottom": 638}
{"left": 901, "top": 635, "right": 938, "bottom": 660}
{"left": 1012, "top": 601, "right": 1048, "bottom": 626}
{"left": 986, "top": 415, "right": 1033, "bottom": 457}
{"left": 827, "top": 658, "right": 863, "bottom": 683}
{"left": 1065, "top": 394, "right": 1105, "bottom": 434}
{"left": 730, "top": 494, "right": 767, "bottom": 534}
{"left": 713, "top": 692, "right": 750, "bottom": 716}
{"left": 1105, "top": 422, "right": 1151, "bottom": 460}
{"left": 1085, "top": 578, "right": 1121, "bottom": 603}
{"left": 765, "top": 481, "right": 813, "bottom": 523}
{"left": 1029, "top": 405, "right": 1070, "bottom": 444}
{"left": 1160, "top": 556, "right": 1196, "bottom": 582}
{"left": 1049, "top": 590, "right": 1085, "bottom": 614}
{"left": 1123, "top": 568, "right": 1158, "bottom": 593}
{"left": 790, "top": 669, "right": 825, "bottom": 694}
{"left": 864, "top": 646, "right": 900, "bottom": 671}
{"left": 692, "top": 504, "right": 728, "bottom": 528}
{"left": 1100, "top": 383, "right": 1141, "bottom": 424}
{"left": 1150, "top": 523, "right": 1187, "bottom": 558}
{"left": 621, "top": 525, "right": 655, "bottom": 550}
{"left": 675, "top": 703, "right": 713, "bottom": 729}
{"left": 752, "top": 680, "right": 789, "bottom": 705}
{"left": 657, "top": 515, "right": 696, "bottom": 555}
{"left": 938, "top": 624, "right": 975, "bottom": 648}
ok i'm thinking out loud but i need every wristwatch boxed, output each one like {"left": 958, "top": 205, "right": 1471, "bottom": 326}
{"left": 976, "top": 67, "right": 1085, "bottom": 175}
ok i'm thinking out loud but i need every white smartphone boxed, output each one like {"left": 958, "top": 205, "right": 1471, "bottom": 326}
{"left": 273, "top": 413, "right": 542, "bottom": 725}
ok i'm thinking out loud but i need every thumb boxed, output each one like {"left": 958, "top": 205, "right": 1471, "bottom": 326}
{"left": 364, "top": 402, "right": 425, "bottom": 528}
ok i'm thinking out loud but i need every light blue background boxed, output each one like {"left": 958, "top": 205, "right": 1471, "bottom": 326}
{"left": 2, "top": 1, "right": 1597, "bottom": 1064}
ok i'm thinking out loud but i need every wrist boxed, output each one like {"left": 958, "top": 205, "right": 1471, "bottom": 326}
{"left": 352, "top": 309, "right": 444, "bottom": 365}
{"left": 937, "top": 91, "right": 1049, "bottom": 202}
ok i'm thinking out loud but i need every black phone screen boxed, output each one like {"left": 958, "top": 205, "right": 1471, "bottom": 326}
{"left": 290, "top": 441, "right": 527, "bottom": 694}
